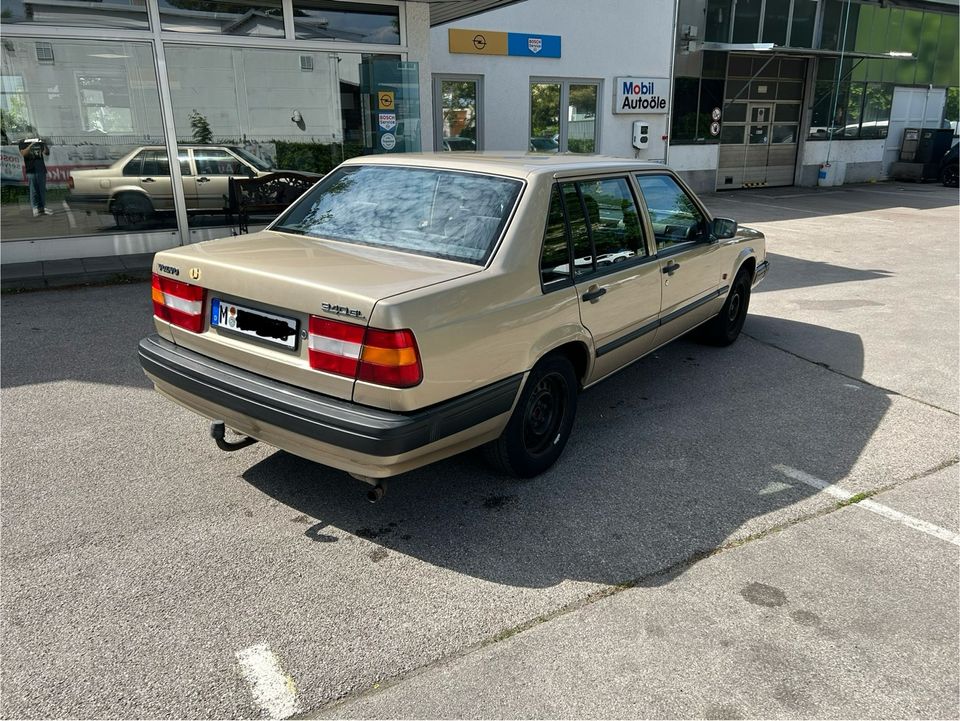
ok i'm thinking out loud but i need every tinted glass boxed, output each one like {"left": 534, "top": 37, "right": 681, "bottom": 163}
{"left": 275, "top": 166, "right": 522, "bottom": 265}
{"left": 292, "top": 1, "right": 400, "bottom": 44}
{"left": 561, "top": 183, "right": 592, "bottom": 276}
{"left": 568, "top": 84, "right": 598, "bottom": 153}
{"left": 0, "top": 0, "right": 149, "bottom": 30}
{"left": 158, "top": 0, "right": 284, "bottom": 37}
{"left": 541, "top": 185, "right": 571, "bottom": 287}
{"left": 140, "top": 150, "right": 170, "bottom": 176}
{"left": 761, "top": 0, "right": 790, "bottom": 45}
{"left": 530, "top": 83, "right": 561, "bottom": 153}
{"left": 635, "top": 175, "right": 707, "bottom": 250}
{"left": 123, "top": 152, "right": 146, "bottom": 176}
{"left": 195, "top": 149, "right": 244, "bottom": 176}
{"left": 577, "top": 178, "right": 646, "bottom": 266}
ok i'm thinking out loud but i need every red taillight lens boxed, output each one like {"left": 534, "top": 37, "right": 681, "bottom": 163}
{"left": 152, "top": 273, "right": 205, "bottom": 333}
{"left": 308, "top": 316, "right": 364, "bottom": 377}
{"left": 308, "top": 316, "right": 422, "bottom": 388}
{"left": 359, "top": 328, "right": 422, "bottom": 387}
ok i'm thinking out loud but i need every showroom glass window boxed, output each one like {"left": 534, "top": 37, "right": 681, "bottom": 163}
{"left": 292, "top": 1, "right": 400, "bottom": 43}
{"left": 158, "top": 0, "right": 285, "bottom": 37}
{"left": 529, "top": 79, "right": 600, "bottom": 153}
{"left": 0, "top": 38, "right": 172, "bottom": 242}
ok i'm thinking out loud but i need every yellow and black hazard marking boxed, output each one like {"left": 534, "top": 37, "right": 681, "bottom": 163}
{"left": 742, "top": 181, "right": 768, "bottom": 188}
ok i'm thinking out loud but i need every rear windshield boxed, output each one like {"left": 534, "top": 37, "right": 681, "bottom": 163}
{"left": 272, "top": 165, "right": 523, "bottom": 265}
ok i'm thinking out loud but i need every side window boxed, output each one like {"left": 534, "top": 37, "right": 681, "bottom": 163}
{"left": 139, "top": 150, "right": 170, "bottom": 177}
{"left": 635, "top": 174, "right": 708, "bottom": 251}
{"left": 196, "top": 149, "right": 243, "bottom": 176}
{"left": 561, "top": 182, "right": 592, "bottom": 277}
{"left": 122, "top": 151, "right": 145, "bottom": 176}
{"left": 577, "top": 177, "right": 647, "bottom": 266}
{"left": 540, "top": 185, "right": 571, "bottom": 287}
{"left": 178, "top": 152, "right": 192, "bottom": 177}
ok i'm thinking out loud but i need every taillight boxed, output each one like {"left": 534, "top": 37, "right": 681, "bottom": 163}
{"left": 152, "top": 273, "right": 205, "bottom": 333}
{"left": 308, "top": 316, "right": 422, "bottom": 388}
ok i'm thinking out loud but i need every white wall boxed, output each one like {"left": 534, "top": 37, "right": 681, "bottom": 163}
{"left": 405, "top": 1, "right": 434, "bottom": 153}
{"left": 430, "top": 0, "right": 676, "bottom": 160}
{"left": 666, "top": 144, "right": 718, "bottom": 171}
{"left": 801, "top": 138, "right": 886, "bottom": 166}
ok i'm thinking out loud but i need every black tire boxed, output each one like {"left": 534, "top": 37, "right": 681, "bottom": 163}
{"left": 485, "top": 354, "right": 578, "bottom": 478}
{"left": 112, "top": 193, "right": 153, "bottom": 226}
{"left": 942, "top": 163, "right": 959, "bottom": 188}
{"left": 699, "top": 267, "right": 752, "bottom": 346}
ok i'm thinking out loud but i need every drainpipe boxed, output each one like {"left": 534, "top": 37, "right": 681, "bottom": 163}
{"left": 664, "top": 0, "right": 680, "bottom": 166}
{"left": 824, "top": 0, "right": 853, "bottom": 168}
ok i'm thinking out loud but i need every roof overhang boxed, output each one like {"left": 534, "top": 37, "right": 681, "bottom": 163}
{"left": 411, "top": 0, "right": 528, "bottom": 26}
{"left": 699, "top": 42, "right": 915, "bottom": 60}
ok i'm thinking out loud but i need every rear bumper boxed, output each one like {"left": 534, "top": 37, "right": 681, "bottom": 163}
{"left": 138, "top": 334, "right": 521, "bottom": 466}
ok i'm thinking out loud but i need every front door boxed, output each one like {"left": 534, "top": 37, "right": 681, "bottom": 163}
{"left": 634, "top": 173, "right": 724, "bottom": 339}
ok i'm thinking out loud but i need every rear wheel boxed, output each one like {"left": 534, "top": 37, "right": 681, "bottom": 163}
{"left": 485, "top": 354, "right": 578, "bottom": 478}
{"left": 112, "top": 193, "right": 153, "bottom": 226}
{"left": 699, "top": 267, "right": 751, "bottom": 346}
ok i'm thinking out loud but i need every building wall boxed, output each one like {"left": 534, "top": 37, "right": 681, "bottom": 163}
{"left": 431, "top": 0, "right": 676, "bottom": 161}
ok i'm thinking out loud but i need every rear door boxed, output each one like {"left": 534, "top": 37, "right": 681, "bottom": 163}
{"left": 542, "top": 176, "right": 661, "bottom": 384}
{"left": 634, "top": 173, "right": 724, "bottom": 340}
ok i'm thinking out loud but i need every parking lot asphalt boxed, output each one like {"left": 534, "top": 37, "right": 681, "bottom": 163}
{"left": 1, "top": 182, "right": 958, "bottom": 719}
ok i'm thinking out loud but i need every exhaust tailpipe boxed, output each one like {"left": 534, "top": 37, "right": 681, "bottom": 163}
{"left": 367, "top": 484, "right": 386, "bottom": 503}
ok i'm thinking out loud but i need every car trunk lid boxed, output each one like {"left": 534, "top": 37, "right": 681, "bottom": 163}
{"left": 153, "top": 230, "right": 480, "bottom": 401}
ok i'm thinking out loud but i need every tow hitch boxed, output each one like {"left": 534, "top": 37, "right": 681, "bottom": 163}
{"left": 210, "top": 421, "right": 258, "bottom": 452}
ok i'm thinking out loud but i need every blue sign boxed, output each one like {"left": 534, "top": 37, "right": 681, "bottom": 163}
{"left": 507, "top": 32, "right": 561, "bottom": 58}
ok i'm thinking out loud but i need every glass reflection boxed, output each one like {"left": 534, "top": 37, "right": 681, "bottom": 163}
{"left": 0, "top": 38, "right": 172, "bottom": 241}
{"left": 158, "top": 0, "right": 284, "bottom": 37}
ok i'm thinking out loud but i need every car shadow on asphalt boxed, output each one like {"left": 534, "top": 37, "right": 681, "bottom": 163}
{"left": 754, "top": 252, "right": 893, "bottom": 294}
{"left": 241, "top": 317, "right": 886, "bottom": 590}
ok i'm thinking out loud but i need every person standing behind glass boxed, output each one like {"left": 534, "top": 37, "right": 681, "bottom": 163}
{"left": 19, "top": 133, "right": 52, "bottom": 216}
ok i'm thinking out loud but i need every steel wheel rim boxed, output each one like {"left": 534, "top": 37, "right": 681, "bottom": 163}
{"left": 523, "top": 372, "right": 566, "bottom": 456}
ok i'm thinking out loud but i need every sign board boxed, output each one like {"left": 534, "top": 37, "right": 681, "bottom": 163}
{"left": 378, "top": 112, "right": 397, "bottom": 131}
{"left": 449, "top": 28, "right": 560, "bottom": 58}
{"left": 377, "top": 90, "right": 395, "bottom": 110}
{"left": 709, "top": 121, "right": 721, "bottom": 136}
{"left": 613, "top": 77, "right": 670, "bottom": 114}
{"left": 380, "top": 133, "right": 396, "bottom": 150}
{"left": 711, "top": 107, "right": 722, "bottom": 121}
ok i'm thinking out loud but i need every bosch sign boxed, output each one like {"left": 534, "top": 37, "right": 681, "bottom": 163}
{"left": 614, "top": 77, "right": 669, "bottom": 114}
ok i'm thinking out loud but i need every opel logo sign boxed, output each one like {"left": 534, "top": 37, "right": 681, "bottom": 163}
{"left": 473, "top": 34, "right": 487, "bottom": 50}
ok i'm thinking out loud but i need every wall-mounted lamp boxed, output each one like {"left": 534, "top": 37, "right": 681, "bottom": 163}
{"left": 291, "top": 110, "right": 302, "bottom": 123}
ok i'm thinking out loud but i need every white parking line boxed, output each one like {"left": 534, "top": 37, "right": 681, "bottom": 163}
{"left": 773, "top": 464, "right": 960, "bottom": 547}
{"left": 61, "top": 199, "right": 76, "bottom": 229}
{"left": 236, "top": 643, "right": 302, "bottom": 718}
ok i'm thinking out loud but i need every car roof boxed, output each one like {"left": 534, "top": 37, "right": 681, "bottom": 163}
{"left": 339, "top": 152, "right": 669, "bottom": 179}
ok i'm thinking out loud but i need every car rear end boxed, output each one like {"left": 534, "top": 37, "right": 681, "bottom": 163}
{"left": 139, "top": 159, "right": 527, "bottom": 478}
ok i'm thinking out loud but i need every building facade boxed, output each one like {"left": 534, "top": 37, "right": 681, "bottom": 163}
{"left": 0, "top": 0, "right": 518, "bottom": 264}
{"left": 430, "top": 0, "right": 958, "bottom": 192}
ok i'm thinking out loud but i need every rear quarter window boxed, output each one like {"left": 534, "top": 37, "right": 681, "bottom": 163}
{"left": 273, "top": 165, "right": 523, "bottom": 265}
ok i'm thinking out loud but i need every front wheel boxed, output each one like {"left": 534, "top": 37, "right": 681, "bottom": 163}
{"left": 942, "top": 163, "right": 959, "bottom": 188}
{"left": 699, "top": 267, "right": 752, "bottom": 346}
{"left": 485, "top": 354, "right": 578, "bottom": 478}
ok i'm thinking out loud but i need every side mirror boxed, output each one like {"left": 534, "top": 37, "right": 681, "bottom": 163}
{"left": 711, "top": 217, "right": 738, "bottom": 240}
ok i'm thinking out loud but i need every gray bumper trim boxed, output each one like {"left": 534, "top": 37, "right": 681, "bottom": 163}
{"left": 138, "top": 335, "right": 522, "bottom": 457}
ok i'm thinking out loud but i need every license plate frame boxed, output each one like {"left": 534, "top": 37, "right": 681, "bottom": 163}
{"left": 210, "top": 297, "right": 299, "bottom": 350}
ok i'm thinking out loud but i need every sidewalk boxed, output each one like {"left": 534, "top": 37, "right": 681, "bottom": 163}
{"left": 0, "top": 252, "right": 153, "bottom": 291}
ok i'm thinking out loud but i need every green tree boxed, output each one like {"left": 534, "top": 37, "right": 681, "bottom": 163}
{"left": 189, "top": 110, "right": 213, "bottom": 143}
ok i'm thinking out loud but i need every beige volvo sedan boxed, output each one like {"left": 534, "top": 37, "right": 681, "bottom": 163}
{"left": 139, "top": 154, "right": 767, "bottom": 499}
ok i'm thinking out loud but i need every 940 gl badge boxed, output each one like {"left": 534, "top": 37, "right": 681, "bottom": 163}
{"left": 321, "top": 302, "right": 364, "bottom": 319}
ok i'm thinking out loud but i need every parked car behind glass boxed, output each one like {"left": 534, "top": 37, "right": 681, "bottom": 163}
{"left": 69, "top": 145, "right": 273, "bottom": 224}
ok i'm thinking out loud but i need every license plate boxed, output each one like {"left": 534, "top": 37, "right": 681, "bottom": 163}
{"left": 210, "top": 298, "right": 298, "bottom": 349}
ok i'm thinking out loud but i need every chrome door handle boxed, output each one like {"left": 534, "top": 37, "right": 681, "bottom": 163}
{"left": 141, "top": 177, "right": 155, "bottom": 183}
{"left": 662, "top": 262, "right": 680, "bottom": 274}
{"left": 582, "top": 286, "right": 607, "bottom": 302}
{"left": 197, "top": 177, "right": 211, "bottom": 183}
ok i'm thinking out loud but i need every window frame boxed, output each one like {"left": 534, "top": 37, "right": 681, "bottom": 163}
{"left": 529, "top": 77, "right": 602, "bottom": 154}
{"left": 632, "top": 170, "right": 715, "bottom": 257}
{"left": 538, "top": 173, "right": 657, "bottom": 294}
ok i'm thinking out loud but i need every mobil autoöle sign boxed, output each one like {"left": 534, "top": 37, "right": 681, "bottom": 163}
{"left": 614, "top": 77, "right": 670, "bottom": 114}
